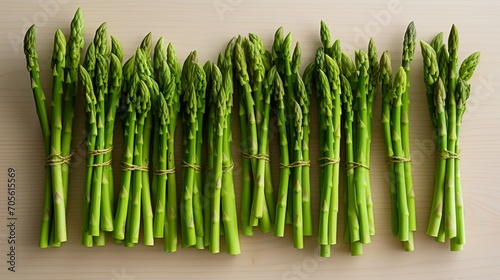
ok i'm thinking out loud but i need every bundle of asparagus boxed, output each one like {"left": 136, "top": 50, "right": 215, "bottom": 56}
{"left": 180, "top": 51, "right": 206, "bottom": 249}
{"left": 80, "top": 23, "right": 124, "bottom": 247}
{"left": 421, "top": 25, "right": 480, "bottom": 251}
{"left": 202, "top": 47, "right": 241, "bottom": 254}
{"left": 112, "top": 41, "right": 155, "bottom": 247}
{"left": 23, "top": 9, "right": 84, "bottom": 248}
{"left": 380, "top": 22, "right": 417, "bottom": 251}
{"left": 233, "top": 35, "right": 275, "bottom": 235}
{"left": 271, "top": 27, "right": 311, "bottom": 249}
{"left": 317, "top": 21, "right": 379, "bottom": 256}
{"left": 151, "top": 37, "right": 182, "bottom": 252}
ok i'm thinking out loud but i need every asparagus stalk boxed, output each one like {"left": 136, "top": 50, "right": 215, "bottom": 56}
{"left": 301, "top": 63, "right": 314, "bottom": 237}
{"left": 221, "top": 63, "right": 241, "bottom": 255}
{"left": 273, "top": 68, "right": 291, "bottom": 237}
{"left": 165, "top": 43, "right": 181, "bottom": 252}
{"left": 353, "top": 50, "right": 371, "bottom": 244}
{"left": 291, "top": 101, "right": 304, "bottom": 249}
{"left": 209, "top": 63, "right": 224, "bottom": 253}
{"left": 61, "top": 9, "right": 84, "bottom": 209}
{"left": 23, "top": 25, "right": 53, "bottom": 248}
{"left": 48, "top": 29, "right": 67, "bottom": 244}
{"left": 79, "top": 66, "right": 97, "bottom": 247}
{"left": 113, "top": 59, "right": 137, "bottom": 241}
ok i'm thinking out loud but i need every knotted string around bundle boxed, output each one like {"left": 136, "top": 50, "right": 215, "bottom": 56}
{"left": 86, "top": 145, "right": 114, "bottom": 167}
{"left": 437, "top": 149, "right": 460, "bottom": 160}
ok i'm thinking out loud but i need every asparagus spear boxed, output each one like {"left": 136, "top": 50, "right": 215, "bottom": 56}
{"left": 391, "top": 67, "right": 410, "bottom": 242}
{"left": 291, "top": 101, "right": 304, "bottom": 249}
{"left": 79, "top": 66, "right": 97, "bottom": 247}
{"left": 23, "top": 25, "right": 53, "bottom": 248}
{"left": 61, "top": 9, "right": 84, "bottom": 210}
{"left": 221, "top": 63, "right": 241, "bottom": 255}
{"left": 301, "top": 63, "right": 314, "bottom": 237}
{"left": 48, "top": 29, "right": 67, "bottom": 244}
{"left": 444, "top": 25, "right": 459, "bottom": 239}
{"left": 274, "top": 69, "right": 291, "bottom": 237}
{"left": 354, "top": 50, "right": 370, "bottom": 244}
{"left": 164, "top": 43, "right": 181, "bottom": 252}
{"left": 113, "top": 58, "right": 137, "bottom": 241}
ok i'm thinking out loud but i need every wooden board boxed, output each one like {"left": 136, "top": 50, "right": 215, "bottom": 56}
{"left": 1, "top": 0, "right": 500, "bottom": 279}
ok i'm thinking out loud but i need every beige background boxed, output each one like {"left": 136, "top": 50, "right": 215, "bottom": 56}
{"left": 1, "top": 0, "right": 500, "bottom": 279}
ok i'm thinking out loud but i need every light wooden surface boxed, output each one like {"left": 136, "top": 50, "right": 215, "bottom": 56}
{"left": 1, "top": 1, "right": 500, "bottom": 279}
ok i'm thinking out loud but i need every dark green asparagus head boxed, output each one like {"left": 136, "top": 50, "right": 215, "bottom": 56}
{"left": 140, "top": 32, "right": 154, "bottom": 78}
{"left": 315, "top": 47, "right": 325, "bottom": 74}
{"left": 296, "top": 73, "right": 309, "bottom": 116}
{"left": 23, "top": 25, "right": 39, "bottom": 74}
{"left": 235, "top": 41, "right": 250, "bottom": 86}
{"left": 393, "top": 67, "right": 406, "bottom": 100}
{"left": 211, "top": 63, "right": 224, "bottom": 117}
{"left": 160, "top": 61, "right": 176, "bottom": 108}
{"left": 340, "top": 52, "right": 356, "bottom": 79}
{"left": 420, "top": 41, "right": 439, "bottom": 86}
{"left": 272, "top": 27, "right": 284, "bottom": 72}
{"left": 109, "top": 53, "right": 123, "bottom": 91}
{"left": 459, "top": 52, "right": 480, "bottom": 82}
{"left": 293, "top": 100, "right": 304, "bottom": 141}
{"left": 193, "top": 62, "right": 207, "bottom": 114}
{"left": 341, "top": 75, "right": 353, "bottom": 115}
{"left": 430, "top": 32, "right": 444, "bottom": 54}
{"left": 320, "top": 20, "right": 332, "bottom": 51}
{"left": 135, "top": 48, "right": 152, "bottom": 85}
{"left": 437, "top": 45, "right": 449, "bottom": 87}
{"left": 448, "top": 24, "right": 459, "bottom": 61}
{"left": 140, "top": 32, "right": 152, "bottom": 56}
{"left": 282, "top": 32, "right": 293, "bottom": 76}
{"left": 66, "top": 8, "right": 84, "bottom": 73}
{"left": 93, "top": 23, "right": 108, "bottom": 57}
{"left": 273, "top": 71, "right": 286, "bottom": 112}
{"left": 332, "top": 39, "right": 342, "bottom": 67}
{"left": 318, "top": 69, "right": 332, "bottom": 117}
{"left": 111, "top": 36, "right": 123, "bottom": 63}
{"left": 165, "top": 43, "right": 181, "bottom": 110}
{"left": 51, "top": 29, "right": 67, "bottom": 71}
{"left": 95, "top": 53, "right": 109, "bottom": 102}
{"left": 402, "top": 21, "right": 416, "bottom": 72}
{"left": 456, "top": 78, "right": 471, "bottom": 119}
{"left": 380, "top": 50, "right": 392, "bottom": 104}
{"left": 264, "top": 66, "right": 277, "bottom": 103}
{"left": 434, "top": 77, "right": 446, "bottom": 114}
{"left": 121, "top": 56, "right": 135, "bottom": 93}
{"left": 154, "top": 37, "right": 166, "bottom": 69}
{"left": 136, "top": 80, "right": 151, "bottom": 122}
{"left": 355, "top": 50, "right": 369, "bottom": 92}
{"left": 325, "top": 54, "right": 340, "bottom": 93}
{"left": 368, "top": 38, "right": 380, "bottom": 75}
{"left": 292, "top": 42, "right": 301, "bottom": 75}
{"left": 79, "top": 65, "right": 98, "bottom": 135}
{"left": 246, "top": 39, "right": 264, "bottom": 87}
{"left": 302, "top": 61, "right": 315, "bottom": 98}
{"left": 157, "top": 90, "right": 170, "bottom": 127}
{"left": 83, "top": 42, "right": 96, "bottom": 79}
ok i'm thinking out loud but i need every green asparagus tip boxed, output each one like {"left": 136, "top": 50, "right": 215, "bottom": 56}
{"left": 154, "top": 37, "right": 166, "bottom": 70}
{"left": 355, "top": 50, "right": 369, "bottom": 75}
{"left": 140, "top": 32, "right": 153, "bottom": 54}
{"left": 93, "top": 23, "right": 108, "bottom": 56}
{"left": 448, "top": 24, "right": 459, "bottom": 55}
{"left": 459, "top": 52, "right": 480, "bottom": 82}
{"left": 434, "top": 77, "right": 446, "bottom": 113}
{"left": 320, "top": 20, "right": 331, "bottom": 49}
{"left": 456, "top": 78, "right": 471, "bottom": 111}
{"left": 111, "top": 36, "right": 124, "bottom": 62}
{"left": 292, "top": 42, "right": 301, "bottom": 75}
{"left": 380, "top": 50, "right": 392, "bottom": 85}
{"left": 315, "top": 47, "right": 325, "bottom": 73}
{"left": 23, "top": 25, "right": 37, "bottom": 64}
{"left": 341, "top": 52, "right": 356, "bottom": 78}
{"left": 110, "top": 53, "right": 123, "bottom": 86}
{"left": 70, "top": 8, "right": 84, "bottom": 38}
{"left": 420, "top": 41, "right": 439, "bottom": 85}
{"left": 402, "top": 21, "right": 416, "bottom": 70}
{"left": 394, "top": 67, "right": 407, "bottom": 98}
{"left": 51, "top": 29, "right": 67, "bottom": 69}
{"left": 430, "top": 32, "right": 444, "bottom": 53}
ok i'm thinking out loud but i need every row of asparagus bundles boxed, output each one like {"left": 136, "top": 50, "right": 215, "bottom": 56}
{"left": 23, "top": 9, "right": 480, "bottom": 255}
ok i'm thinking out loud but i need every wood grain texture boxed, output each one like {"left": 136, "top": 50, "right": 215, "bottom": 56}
{"left": 1, "top": 0, "right": 500, "bottom": 279}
